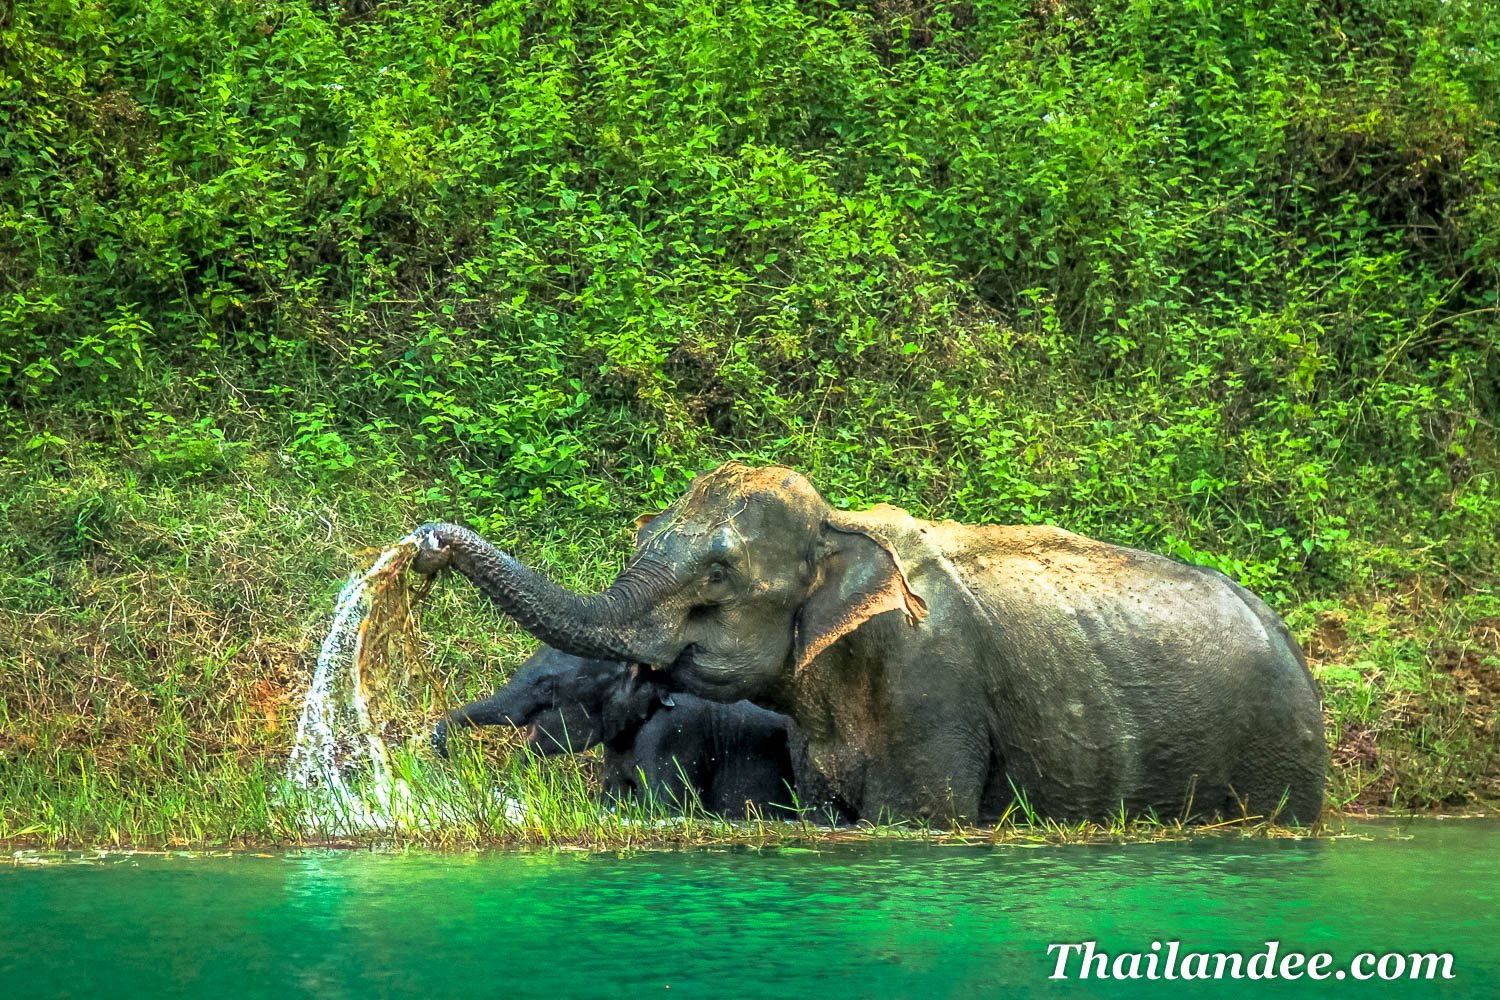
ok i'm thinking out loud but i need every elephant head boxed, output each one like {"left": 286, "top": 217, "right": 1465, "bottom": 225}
{"left": 432, "top": 645, "right": 671, "bottom": 758}
{"left": 415, "top": 463, "right": 925, "bottom": 706}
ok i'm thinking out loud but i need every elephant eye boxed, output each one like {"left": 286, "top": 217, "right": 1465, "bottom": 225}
{"left": 707, "top": 567, "right": 728, "bottom": 586}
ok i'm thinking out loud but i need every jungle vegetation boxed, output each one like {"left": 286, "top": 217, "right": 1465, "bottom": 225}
{"left": 1, "top": 0, "right": 1497, "bottom": 846}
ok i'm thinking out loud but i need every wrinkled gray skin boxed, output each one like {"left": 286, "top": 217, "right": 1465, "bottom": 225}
{"left": 433, "top": 645, "right": 806, "bottom": 819}
{"left": 413, "top": 463, "right": 1326, "bottom": 824}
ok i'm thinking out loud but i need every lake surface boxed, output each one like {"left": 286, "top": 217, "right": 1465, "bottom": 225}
{"left": 3, "top": 820, "right": 1496, "bottom": 999}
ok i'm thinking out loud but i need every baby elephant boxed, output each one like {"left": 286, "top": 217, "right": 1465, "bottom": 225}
{"left": 433, "top": 646, "right": 800, "bottom": 818}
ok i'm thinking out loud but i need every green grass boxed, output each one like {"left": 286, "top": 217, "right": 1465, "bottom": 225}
{"left": 1291, "top": 590, "right": 1500, "bottom": 812}
{"left": 1, "top": 432, "right": 1495, "bottom": 850}
{"left": 0, "top": 722, "right": 1332, "bottom": 852}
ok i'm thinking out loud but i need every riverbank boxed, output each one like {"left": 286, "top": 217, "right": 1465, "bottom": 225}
{"left": 2, "top": 446, "right": 1495, "bottom": 851}
{"left": 5, "top": 813, "right": 1492, "bottom": 865}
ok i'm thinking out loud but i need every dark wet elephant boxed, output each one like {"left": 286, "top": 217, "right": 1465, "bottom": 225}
{"left": 433, "top": 644, "right": 804, "bottom": 819}
{"left": 412, "top": 463, "right": 1326, "bottom": 824}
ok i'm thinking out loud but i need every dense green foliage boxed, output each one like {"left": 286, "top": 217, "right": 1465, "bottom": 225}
{"left": 6, "top": 0, "right": 1497, "bottom": 591}
{"left": 2, "top": 0, "right": 1498, "bottom": 840}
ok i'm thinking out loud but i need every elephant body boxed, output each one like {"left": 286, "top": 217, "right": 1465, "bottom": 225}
{"left": 434, "top": 646, "right": 802, "bottom": 818}
{"left": 771, "top": 506, "right": 1326, "bottom": 823}
{"left": 605, "top": 690, "right": 803, "bottom": 818}
{"left": 416, "top": 463, "right": 1326, "bottom": 825}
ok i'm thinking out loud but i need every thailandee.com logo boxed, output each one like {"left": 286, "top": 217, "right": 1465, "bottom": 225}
{"left": 1046, "top": 942, "right": 1456, "bottom": 982}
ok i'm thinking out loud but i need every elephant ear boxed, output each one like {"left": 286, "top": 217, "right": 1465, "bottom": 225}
{"left": 600, "top": 665, "right": 658, "bottom": 742}
{"left": 793, "top": 512, "right": 926, "bottom": 672}
{"left": 632, "top": 511, "right": 667, "bottom": 547}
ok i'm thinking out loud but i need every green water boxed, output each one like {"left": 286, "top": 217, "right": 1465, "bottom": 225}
{"left": 3, "top": 821, "right": 1496, "bottom": 999}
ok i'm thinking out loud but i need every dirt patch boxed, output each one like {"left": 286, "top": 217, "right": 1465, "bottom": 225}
{"left": 1312, "top": 594, "right": 1500, "bottom": 811}
{"left": 1436, "top": 647, "right": 1499, "bottom": 729}
{"left": 1436, "top": 645, "right": 1500, "bottom": 799}
{"left": 238, "top": 642, "right": 302, "bottom": 734}
{"left": 1470, "top": 617, "right": 1500, "bottom": 651}
{"left": 1304, "top": 610, "right": 1348, "bottom": 665}
{"left": 1434, "top": 644, "right": 1494, "bottom": 746}
{"left": 1331, "top": 722, "right": 1395, "bottom": 809}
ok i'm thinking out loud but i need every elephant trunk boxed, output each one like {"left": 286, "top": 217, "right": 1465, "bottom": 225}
{"left": 411, "top": 522, "right": 655, "bottom": 663}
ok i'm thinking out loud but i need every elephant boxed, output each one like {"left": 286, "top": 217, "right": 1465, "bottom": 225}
{"left": 412, "top": 462, "right": 1326, "bottom": 825}
{"left": 433, "top": 643, "right": 805, "bottom": 819}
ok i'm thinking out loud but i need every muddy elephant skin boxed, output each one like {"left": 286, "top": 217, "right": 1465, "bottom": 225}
{"left": 414, "top": 463, "right": 1326, "bottom": 824}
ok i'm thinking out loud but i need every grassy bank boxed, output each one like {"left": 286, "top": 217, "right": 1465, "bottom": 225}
{"left": 3, "top": 0, "right": 1498, "bottom": 846}
{"left": 0, "top": 429, "right": 1495, "bottom": 849}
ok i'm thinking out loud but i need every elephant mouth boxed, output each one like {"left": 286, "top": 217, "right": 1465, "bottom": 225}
{"left": 663, "top": 644, "right": 738, "bottom": 698}
{"left": 525, "top": 725, "right": 569, "bottom": 755}
{"left": 667, "top": 645, "right": 699, "bottom": 674}
{"left": 630, "top": 661, "right": 673, "bottom": 685}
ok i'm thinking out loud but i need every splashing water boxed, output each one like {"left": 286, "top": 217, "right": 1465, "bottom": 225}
{"left": 285, "top": 536, "right": 413, "bottom": 829}
{"left": 286, "top": 533, "right": 525, "bottom": 833}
